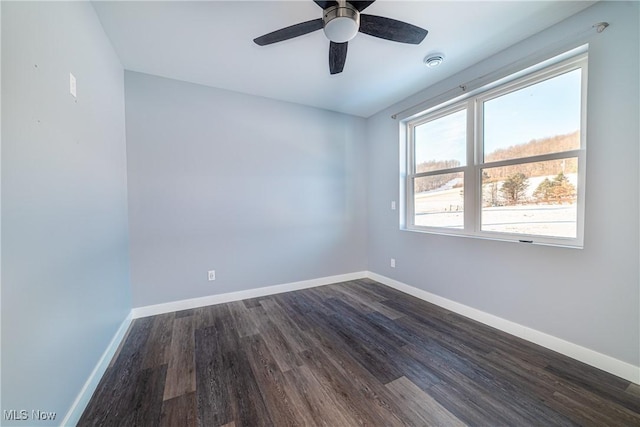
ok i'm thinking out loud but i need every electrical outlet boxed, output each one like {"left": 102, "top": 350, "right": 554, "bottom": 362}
{"left": 390, "top": 258, "right": 396, "bottom": 268}
{"left": 208, "top": 270, "right": 216, "bottom": 281}
{"left": 391, "top": 201, "right": 396, "bottom": 210}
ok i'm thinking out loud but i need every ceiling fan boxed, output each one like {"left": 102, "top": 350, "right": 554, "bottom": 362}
{"left": 253, "top": 0, "right": 428, "bottom": 75}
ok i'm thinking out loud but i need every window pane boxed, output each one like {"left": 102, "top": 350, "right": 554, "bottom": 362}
{"left": 414, "top": 173, "right": 464, "bottom": 229}
{"left": 414, "top": 109, "right": 466, "bottom": 173}
{"left": 484, "top": 69, "right": 581, "bottom": 162}
{"left": 481, "top": 158, "right": 578, "bottom": 238}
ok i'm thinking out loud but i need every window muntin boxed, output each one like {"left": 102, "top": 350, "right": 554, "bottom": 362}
{"left": 404, "top": 54, "right": 586, "bottom": 247}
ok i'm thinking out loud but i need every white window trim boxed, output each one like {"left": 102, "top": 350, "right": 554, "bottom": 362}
{"left": 402, "top": 53, "right": 588, "bottom": 248}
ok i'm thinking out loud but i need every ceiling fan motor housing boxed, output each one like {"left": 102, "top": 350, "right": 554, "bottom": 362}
{"left": 323, "top": 3, "right": 360, "bottom": 43}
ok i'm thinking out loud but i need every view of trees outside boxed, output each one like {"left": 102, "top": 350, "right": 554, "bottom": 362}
{"left": 412, "top": 110, "right": 466, "bottom": 229}
{"left": 413, "top": 68, "right": 581, "bottom": 238}
{"left": 479, "top": 68, "right": 581, "bottom": 238}
{"left": 480, "top": 138, "right": 578, "bottom": 237}
{"left": 414, "top": 132, "right": 579, "bottom": 237}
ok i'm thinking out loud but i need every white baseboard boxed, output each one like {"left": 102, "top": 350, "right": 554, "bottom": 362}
{"left": 62, "top": 311, "right": 133, "bottom": 426}
{"left": 367, "top": 271, "right": 640, "bottom": 384}
{"left": 131, "top": 271, "right": 368, "bottom": 319}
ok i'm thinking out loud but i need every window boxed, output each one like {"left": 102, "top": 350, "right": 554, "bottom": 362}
{"left": 404, "top": 53, "right": 587, "bottom": 247}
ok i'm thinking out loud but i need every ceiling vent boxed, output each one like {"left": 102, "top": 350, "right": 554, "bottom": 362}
{"left": 424, "top": 53, "right": 445, "bottom": 68}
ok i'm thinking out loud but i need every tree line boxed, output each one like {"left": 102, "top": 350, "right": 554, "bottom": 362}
{"left": 485, "top": 131, "right": 579, "bottom": 162}
{"left": 484, "top": 172, "right": 576, "bottom": 206}
{"left": 483, "top": 131, "right": 579, "bottom": 181}
{"left": 414, "top": 131, "right": 580, "bottom": 198}
{"left": 415, "top": 160, "right": 462, "bottom": 193}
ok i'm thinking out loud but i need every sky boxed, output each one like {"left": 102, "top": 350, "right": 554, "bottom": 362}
{"left": 415, "top": 109, "right": 467, "bottom": 166}
{"left": 415, "top": 68, "right": 582, "bottom": 167}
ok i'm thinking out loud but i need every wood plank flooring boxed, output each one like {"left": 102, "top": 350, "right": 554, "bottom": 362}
{"left": 79, "top": 279, "right": 640, "bottom": 426}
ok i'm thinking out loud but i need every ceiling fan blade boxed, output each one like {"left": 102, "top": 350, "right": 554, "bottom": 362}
{"left": 313, "top": 1, "right": 337, "bottom": 8}
{"left": 349, "top": 1, "right": 376, "bottom": 12}
{"left": 359, "top": 14, "right": 427, "bottom": 44}
{"left": 329, "top": 41, "right": 348, "bottom": 75}
{"left": 254, "top": 18, "right": 324, "bottom": 46}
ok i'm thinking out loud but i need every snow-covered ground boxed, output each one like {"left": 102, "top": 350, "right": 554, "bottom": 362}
{"left": 414, "top": 174, "right": 578, "bottom": 237}
{"left": 479, "top": 204, "right": 576, "bottom": 237}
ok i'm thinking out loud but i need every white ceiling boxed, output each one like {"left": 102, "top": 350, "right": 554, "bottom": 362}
{"left": 92, "top": 0, "right": 595, "bottom": 117}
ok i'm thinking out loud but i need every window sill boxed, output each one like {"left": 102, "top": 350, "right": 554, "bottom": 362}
{"left": 400, "top": 226, "right": 584, "bottom": 249}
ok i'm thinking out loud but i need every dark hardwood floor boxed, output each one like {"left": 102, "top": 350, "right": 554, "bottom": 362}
{"left": 79, "top": 279, "right": 640, "bottom": 426}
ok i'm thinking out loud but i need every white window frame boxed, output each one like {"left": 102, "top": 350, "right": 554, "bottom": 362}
{"left": 403, "top": 53, "right": 588, "bottom": 248}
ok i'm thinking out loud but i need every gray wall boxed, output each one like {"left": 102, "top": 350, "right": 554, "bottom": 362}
{"left": 1, "top": 2, "right": 131, "bottom": 424}
{"left": 366, "top": 1, "right": 639, "bottom": 366}
{"left": 125, "top": 72, "right": 367, "bottom": 307}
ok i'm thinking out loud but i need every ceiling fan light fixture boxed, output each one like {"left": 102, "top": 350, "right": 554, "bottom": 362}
{"left": 323, "top": 4, "right": 360, "bottom": 43}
